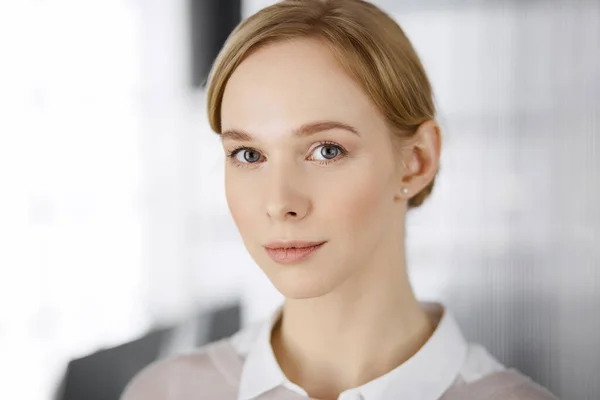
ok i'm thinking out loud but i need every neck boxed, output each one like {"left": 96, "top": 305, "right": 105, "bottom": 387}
{"left": 271, "top": 244, "right": 435, "bottom": 400}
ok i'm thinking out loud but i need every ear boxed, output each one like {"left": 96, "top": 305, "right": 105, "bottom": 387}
{"left": 395, "top": 120, "right": 442, "bottom": 200}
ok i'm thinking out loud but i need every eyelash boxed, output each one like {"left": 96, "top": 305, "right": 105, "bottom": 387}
{"left": 226, "top": 141, "right": 348, "bottom": 168}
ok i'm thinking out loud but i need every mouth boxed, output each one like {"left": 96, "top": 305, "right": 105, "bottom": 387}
{"left": 264, "top": 241, "right": 327, "bottom": 264}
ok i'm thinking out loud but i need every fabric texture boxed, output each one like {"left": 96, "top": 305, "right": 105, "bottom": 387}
{"left": 121, "top": 303, "right": 559, "bottom": 400}
{"left": 121, "top": 339, "right": 558, "bottom": 400}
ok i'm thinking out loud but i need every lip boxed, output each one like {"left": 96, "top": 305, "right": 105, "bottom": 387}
{"left": 264, "top": 240, "right": 326, "bottom": 264}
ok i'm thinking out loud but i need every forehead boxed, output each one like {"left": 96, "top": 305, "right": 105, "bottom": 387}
{"left": 221, "top": 38, "right": 383, "bottom": 138}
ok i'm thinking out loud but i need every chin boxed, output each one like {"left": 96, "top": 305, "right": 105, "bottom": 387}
{"left": 266, "top": 266, "right": 342, "bottom": 300}
{"left": 275, "top": 284, "right": 330, "bottom": 299}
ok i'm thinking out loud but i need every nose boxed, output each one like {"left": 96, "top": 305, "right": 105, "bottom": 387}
{"left": 264, "top": 164, "right": 310, "bottom": 222}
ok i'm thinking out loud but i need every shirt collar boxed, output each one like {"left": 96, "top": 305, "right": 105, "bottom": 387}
{"left": 237, "top": 302, "right": 468, "bottom": 400}
{"left": 237, "top": 307, "right": 288, "bottom": 400}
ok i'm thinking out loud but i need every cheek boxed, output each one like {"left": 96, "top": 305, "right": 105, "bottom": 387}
{"left": 317, "top": 164, "right": 393, "bottom": 232}
{"left": 225, "top": 170, "right": 259, "bottom": 231}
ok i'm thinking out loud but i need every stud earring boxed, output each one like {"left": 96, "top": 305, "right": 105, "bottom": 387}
{"left": 401, "top": 188, "right": 409, "bottom": 194}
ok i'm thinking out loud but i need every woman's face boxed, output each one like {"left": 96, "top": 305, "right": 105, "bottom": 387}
{"left": 220, "top": 38, "right": 406, "bottom": 299}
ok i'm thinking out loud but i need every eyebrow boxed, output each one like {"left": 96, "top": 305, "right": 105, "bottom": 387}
{"left": 220, "top": 120, "right": 360, "bottom": 142}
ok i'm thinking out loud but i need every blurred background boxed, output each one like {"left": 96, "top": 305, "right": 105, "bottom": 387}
{"left": 0, "top": 0, "right": 598, "bottom": 399}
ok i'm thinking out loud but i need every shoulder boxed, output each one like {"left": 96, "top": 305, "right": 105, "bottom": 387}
{"left": 447, "top": 344, "right": 558, "bottom": 400}
{"left": 480, "top": 369, "right": 559, "bottom": 400}
{"left": 120, "top": 339, "right": 242, "bottom": 400}
{"left": 445, "top": 369, "right": 559, "bottom": 400}
{"left": 120, "top": 319, "right": 265, "bottom": 400}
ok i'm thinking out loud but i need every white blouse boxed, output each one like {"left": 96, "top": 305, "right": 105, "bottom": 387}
{"left": 121, "top": 302, "right": 558, "bottom": 400}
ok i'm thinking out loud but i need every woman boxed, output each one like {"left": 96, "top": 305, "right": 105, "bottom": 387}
{"left": 123, "top": 1, "right": 558, "bottom": 399}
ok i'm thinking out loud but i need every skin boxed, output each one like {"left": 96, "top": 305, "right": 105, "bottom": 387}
{"left": 220, "top": 38, "right": 441, "bottom": 400}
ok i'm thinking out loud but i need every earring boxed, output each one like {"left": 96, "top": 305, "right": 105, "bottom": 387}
{"left": 402, "top": 188, "right": 409, "bottom": 194}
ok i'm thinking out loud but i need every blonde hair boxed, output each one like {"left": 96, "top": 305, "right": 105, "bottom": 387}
{"left": 206, "top": 0, "right": 438, "bottom": 208}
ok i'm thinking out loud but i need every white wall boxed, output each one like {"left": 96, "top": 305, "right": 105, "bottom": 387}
{"left": 0, "top": 1, "right": 148, "bottom": 398}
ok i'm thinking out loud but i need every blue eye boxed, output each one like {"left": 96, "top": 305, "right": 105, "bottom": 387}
{"left": 227, "top": 142, "right": 347, "bottom": 167}
{"left": 311, "top": 144, "right": 342, "bottom": 161}
{"left": 234, "top": 148, "right": 261, "bottom": 163}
